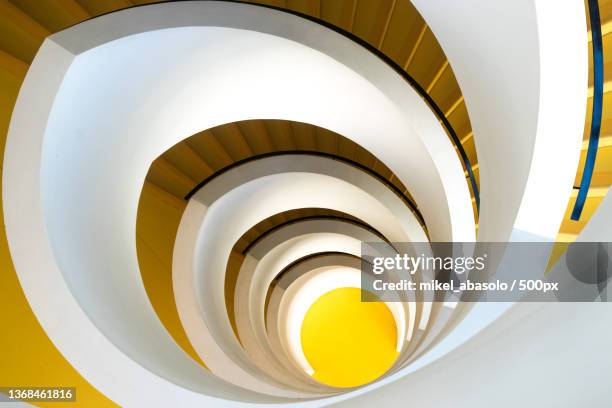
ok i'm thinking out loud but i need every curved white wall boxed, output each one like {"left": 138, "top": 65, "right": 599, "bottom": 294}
{"left": 413, "top": 0, "right": 587, "bottom": 241}
{"left": 2, "top": 2, "right": 472, "bottom": 405}
{"left": 2, "top": 1, "right": 597, "bottom": 407}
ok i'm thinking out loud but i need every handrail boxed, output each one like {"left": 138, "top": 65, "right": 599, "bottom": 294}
{"left": 572, "top": 0, "right": 604, "bottom": 220}
{"left": 240, "top": 214, "right": 392, "bottom": 255}
{"left": 184, "top": 150, "right": 426, "bottom": 228}
{"left": 262, "top": 251, "right": 363, "bottom": 325}
{"left": 270, "top": 251, "right": 363, "bottom": 286}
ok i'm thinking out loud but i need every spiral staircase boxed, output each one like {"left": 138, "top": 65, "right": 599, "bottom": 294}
{"left": 1, "top": 1, "right": 611, "bottom": 407}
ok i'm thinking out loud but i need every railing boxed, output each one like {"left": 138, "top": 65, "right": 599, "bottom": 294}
{"left": 184, "top": 150, "right": 427, "bottom": 229}
{"left": 240, "top": 215, "right": 391, "bottom": 255}
{"left": 572, "top": 0, "right": 604, "bottom": 220}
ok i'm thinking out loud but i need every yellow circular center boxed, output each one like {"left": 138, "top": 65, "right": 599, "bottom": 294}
{"left": 300, "top": 287, "right": 399, "bottom": 388}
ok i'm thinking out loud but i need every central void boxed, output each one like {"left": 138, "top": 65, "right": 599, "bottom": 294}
{"left": 300, "top": 287, "right": 398, "bottom": 387}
